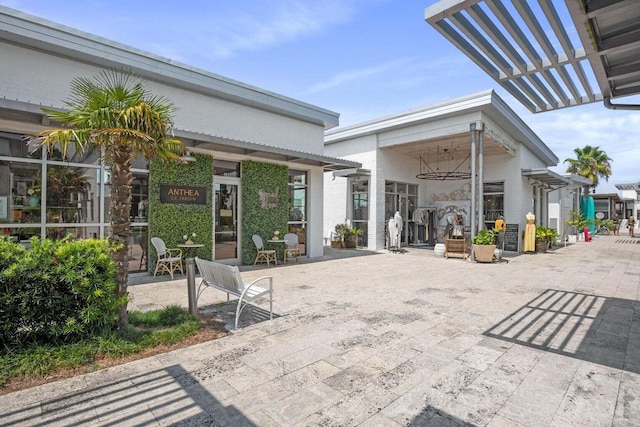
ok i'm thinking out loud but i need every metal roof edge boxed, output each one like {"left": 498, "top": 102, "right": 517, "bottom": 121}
{"left": 0, "top": 6, "right": 340, "bottom": 129}
{"left": 325, "top": 90, "right": 494, "bottom": 143}
{"left": 175, "top": 129, "right": 360, "bottom": 171}
{"left": 487, "top": 92, "right": 558, "bottom": 166}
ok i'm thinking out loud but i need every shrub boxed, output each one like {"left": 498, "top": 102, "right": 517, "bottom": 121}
{"left": 0, "top": 237, "right": 125, "bottom": 350}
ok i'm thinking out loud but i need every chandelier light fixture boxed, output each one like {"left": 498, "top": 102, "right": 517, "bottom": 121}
{"left": 416, "top": 144, "right": 471, "bottom": 181}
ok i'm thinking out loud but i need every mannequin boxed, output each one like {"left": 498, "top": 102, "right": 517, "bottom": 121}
{"left": 524, "top": 212, "right": 536, "bottom": 252}
{"left": 387, "top": 211, "right": 403, "bottom": 250}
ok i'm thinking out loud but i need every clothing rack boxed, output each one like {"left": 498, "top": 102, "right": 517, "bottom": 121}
{"left": 410, "top": 207, "right": 436, "bottom": 246}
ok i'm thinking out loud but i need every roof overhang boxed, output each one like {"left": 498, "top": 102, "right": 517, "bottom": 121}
{"left": 425, "top": 0, "right": 640, "bottom": 112}
{"left": 177, "top": 129, "right": 361, "bottom": 172}
{"left": 615, "top": 182, "right": 640, "bottom": 192}
{"left": 522, "top": 168, "right": 592, "bottom": 190}
{"left": 331, "top": 168, "right": 371, "bottom": 178}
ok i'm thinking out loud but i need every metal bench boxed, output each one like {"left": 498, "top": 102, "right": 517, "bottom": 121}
{"left": 194, "top": 257, "right": 273, "bottom": 329}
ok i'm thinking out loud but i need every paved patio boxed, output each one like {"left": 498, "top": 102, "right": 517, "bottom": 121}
{"left": 2, "top": 235, "right": 640, "bottom": 426}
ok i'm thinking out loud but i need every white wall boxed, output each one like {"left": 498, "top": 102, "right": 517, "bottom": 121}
{"left": 1, "top": 41, "right": 325, "bottom": 154}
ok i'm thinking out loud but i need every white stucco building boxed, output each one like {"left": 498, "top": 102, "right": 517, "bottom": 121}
{"left": 324, "top": 91, "right": 587, "bottom": 252}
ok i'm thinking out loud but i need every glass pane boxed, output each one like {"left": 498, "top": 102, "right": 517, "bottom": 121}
{"left": 131, "top": 173, "right": 149, "bottom": 222}
{"left": 130, "top": 226, "right": 148, "bottom": 273}
{"left": 46, "top": 165, "right": 97, "bottom": 224}
{"left": 0, "top": 132, "right": 42, "bottom": 159}
{"left": 215, "top": 183, "right": 238, "bottom": 260}
{"left": 2, "top": 226, "right": 39, "bottom": 243}
{"left": 1, "top": 161, "right": 42, "bottom": 224}
{"left": 352, "top": 180, "right": 367, "bottom": 193}
{"left": 353, "top": 193, "right": 368, "bottom": 221}
{"left": 214, "top": 160, "right": 240, "bottom": 177}
{"left": 288, "top": 223, "right": 306, "bottom": 255}
{"left": 289, "top": 169, "right": 307, "bottom": 185}
{"left": 352, "top": 222, "right": 367, "bottom": 247}
{"left": 289, "top": 188, "right": 306, "bottom": 221}
{"left": 46, "top": 225, "right": 100, "bottom": 240}
{"left": 385, "top": 181, "right": 395, "bottom": 193}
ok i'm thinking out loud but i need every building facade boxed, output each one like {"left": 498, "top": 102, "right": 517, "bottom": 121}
{"left": 324, "top": 91, "right": 587, "bottom": 252}
{"left": 0, "top": 6, "right": 358, "bottom": 271}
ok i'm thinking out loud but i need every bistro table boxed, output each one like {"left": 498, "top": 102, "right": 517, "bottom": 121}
{"left": 267, "top": 239, "right": 286, "bottom": 264}
{"left": 177, "top": 243, "right": 205, "bottom": 315}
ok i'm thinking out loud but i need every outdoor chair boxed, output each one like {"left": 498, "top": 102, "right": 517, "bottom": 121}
{"left": 151, "top": 237, "right": 183, "bottom": 280}
{"left": 195, "top": 257, "right": 273, "bottom": 329}
{"left": 252, "top": 234, "right": 277, "bottom": 267}
{"left": 283, "top": 232, "right": 302, "bottom": 263}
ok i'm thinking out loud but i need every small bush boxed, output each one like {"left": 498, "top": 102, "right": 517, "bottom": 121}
{"left": 0, "top": 237, "right": 125, "bottom": 350}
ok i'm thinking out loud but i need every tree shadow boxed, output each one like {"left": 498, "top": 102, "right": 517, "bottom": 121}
{"left": 484, "top": 289, "right": 639, "bottom": 373}
{"left": 0, "top": 365, "right": 255, "bottom": 426}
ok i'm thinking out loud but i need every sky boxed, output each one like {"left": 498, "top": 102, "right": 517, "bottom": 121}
{"left": 2, "top": 0, "right": 638, "bottom": 193}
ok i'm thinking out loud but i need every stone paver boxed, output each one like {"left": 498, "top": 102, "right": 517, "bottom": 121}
{"left": 2, "top": 235, "right": 640, "bottom": 426}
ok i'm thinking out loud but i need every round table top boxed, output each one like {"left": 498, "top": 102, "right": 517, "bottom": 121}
{"left": 267, "top": 239, "right": 286, "bottom": 243}
{"left": 177, "top": 243, "right": 205, "bottom": 248}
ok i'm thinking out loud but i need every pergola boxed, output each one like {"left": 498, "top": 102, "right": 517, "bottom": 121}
{"left": 425, "top": 0, "right": 640, "bottom": 112}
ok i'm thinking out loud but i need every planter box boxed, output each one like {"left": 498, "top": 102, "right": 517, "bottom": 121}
{"left": 473, "top": 244, "right": 496, "bottom": 263}
{"left": 330, "top": 240, "right": 344, "bottom": 249}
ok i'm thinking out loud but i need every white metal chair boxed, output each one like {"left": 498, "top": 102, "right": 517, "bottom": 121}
{"left": 283, "top": 232, "right": 302, "bottom": 263}
{"left": 151, "top": 237, "right": 183, "bottom": 280}
{"left": 195, "top": 257, "right": 273, "bottom": 329}
{"left": 252, "top": 235, "right": 277, "bottom": 267}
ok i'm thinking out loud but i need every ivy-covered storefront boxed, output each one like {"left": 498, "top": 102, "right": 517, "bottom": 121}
{"left": 148, "top": 155, "right": 310, "bottom": 268}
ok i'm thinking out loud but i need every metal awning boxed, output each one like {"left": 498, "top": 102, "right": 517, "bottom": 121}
{"left": 331, "top": 168, "right": 371, "bottom": 178}
{"left": 615, "top": 182, "right": 640, "bottom": 192}
{"left": 522, "top": 168, "right": 592, "bottom": 190}
{"left": 425, "top": 0, "right": 640, "bottom": 112}
{"left": 177, "top": 129, "right": 361, "bottom": 172}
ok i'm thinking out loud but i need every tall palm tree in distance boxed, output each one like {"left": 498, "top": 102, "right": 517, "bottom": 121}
{"left": 31, "top": 71, "right": 185, "bottom": 328}
{"left": 564, "top": 145, "right": 613, "bottom": 197}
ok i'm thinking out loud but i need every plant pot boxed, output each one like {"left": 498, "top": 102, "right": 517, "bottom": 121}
{"left": 433, "top": 243, "right": 445, "bottom": 257}
{"left": 345, "top": 234, "right": 358, "bottom": 249}
{"left": 330, "top": 240, "right": 344, "bottom": 249}
{"left": 473, "top": 244, "right": 496, "bottom": 263}
{"left": 535, "top": 238, "right": 548, "bottom": 253}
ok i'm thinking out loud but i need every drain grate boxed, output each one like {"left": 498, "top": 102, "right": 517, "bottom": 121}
{"left": 615, "top": 239, "right": 640, "bottom": 244}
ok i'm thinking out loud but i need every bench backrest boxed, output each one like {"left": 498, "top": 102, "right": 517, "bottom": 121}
{"left": 195, "top": 257, "right": 243, "bottom": 294}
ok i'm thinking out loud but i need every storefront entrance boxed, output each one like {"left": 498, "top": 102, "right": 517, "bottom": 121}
{"left": 214, "top": 178, "right": 240, "bottom": 263}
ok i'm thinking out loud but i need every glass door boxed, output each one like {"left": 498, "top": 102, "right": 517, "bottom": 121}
{"left": 214, "top": 178, "right": 240, "bottom": 263}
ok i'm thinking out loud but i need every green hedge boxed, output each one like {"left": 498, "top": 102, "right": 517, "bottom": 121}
{"left": 0, "top": 237, "right": 123, "bottom": 350}
{"left": 241, "top": 161, "right": 288, "bottom": 264}
{"left": 148, "top": 153, "right": 213, "bottom": 269}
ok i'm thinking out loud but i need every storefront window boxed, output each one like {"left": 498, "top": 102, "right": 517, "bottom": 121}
{"left": 484, "top": 181, "right": 505, "bottom": 229}
{"left": 46, "top": 165, "right": 97, "bottom": 224}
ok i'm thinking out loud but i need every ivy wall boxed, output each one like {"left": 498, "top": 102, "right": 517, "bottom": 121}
{"left": 148, "top": 153, "right": 213, "bottom": 271}
{"left": 241, "top": 160, "right": 289, "bottom": 265}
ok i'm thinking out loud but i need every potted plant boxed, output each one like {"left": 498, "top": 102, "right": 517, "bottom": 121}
{"left": 535, "top": 227, "right": 549, "bottom": 252}
{"left": 472, "top": 229, "right": 497, "bottom": 263}
{"left": 344, "top": 227, "right": 363, "bottom": 249}
{"left": 566, "top": 210, "right": 588, "bottom": 241}
{"left": 331, "top": 223, "right": 350, "bottom": 249}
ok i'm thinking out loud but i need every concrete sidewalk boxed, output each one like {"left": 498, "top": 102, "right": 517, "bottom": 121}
{"left": 2, "top": 236, "right": 640, "bottom": 426}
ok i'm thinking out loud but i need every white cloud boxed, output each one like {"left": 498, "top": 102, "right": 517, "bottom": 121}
{"left": 193, "top": 0, "right": 359, "bottom": 59}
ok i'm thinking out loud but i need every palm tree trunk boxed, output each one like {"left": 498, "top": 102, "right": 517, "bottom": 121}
{"left": 110, "top": 147, "right": 133, "bottom": 328}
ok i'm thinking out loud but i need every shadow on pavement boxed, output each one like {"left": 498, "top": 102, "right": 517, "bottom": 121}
{"left": 0, "top": 365, "right": 255, "bottom": 426}
{"left": 484, "top": 289, "right": 640, "bottom": 374}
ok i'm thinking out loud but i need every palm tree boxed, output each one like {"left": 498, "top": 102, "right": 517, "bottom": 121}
{"left": 564, "top": 145, "right": 613, "bottom": 197}
{"left": 30, "top": 71, "right": 185, "bottom": 328}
